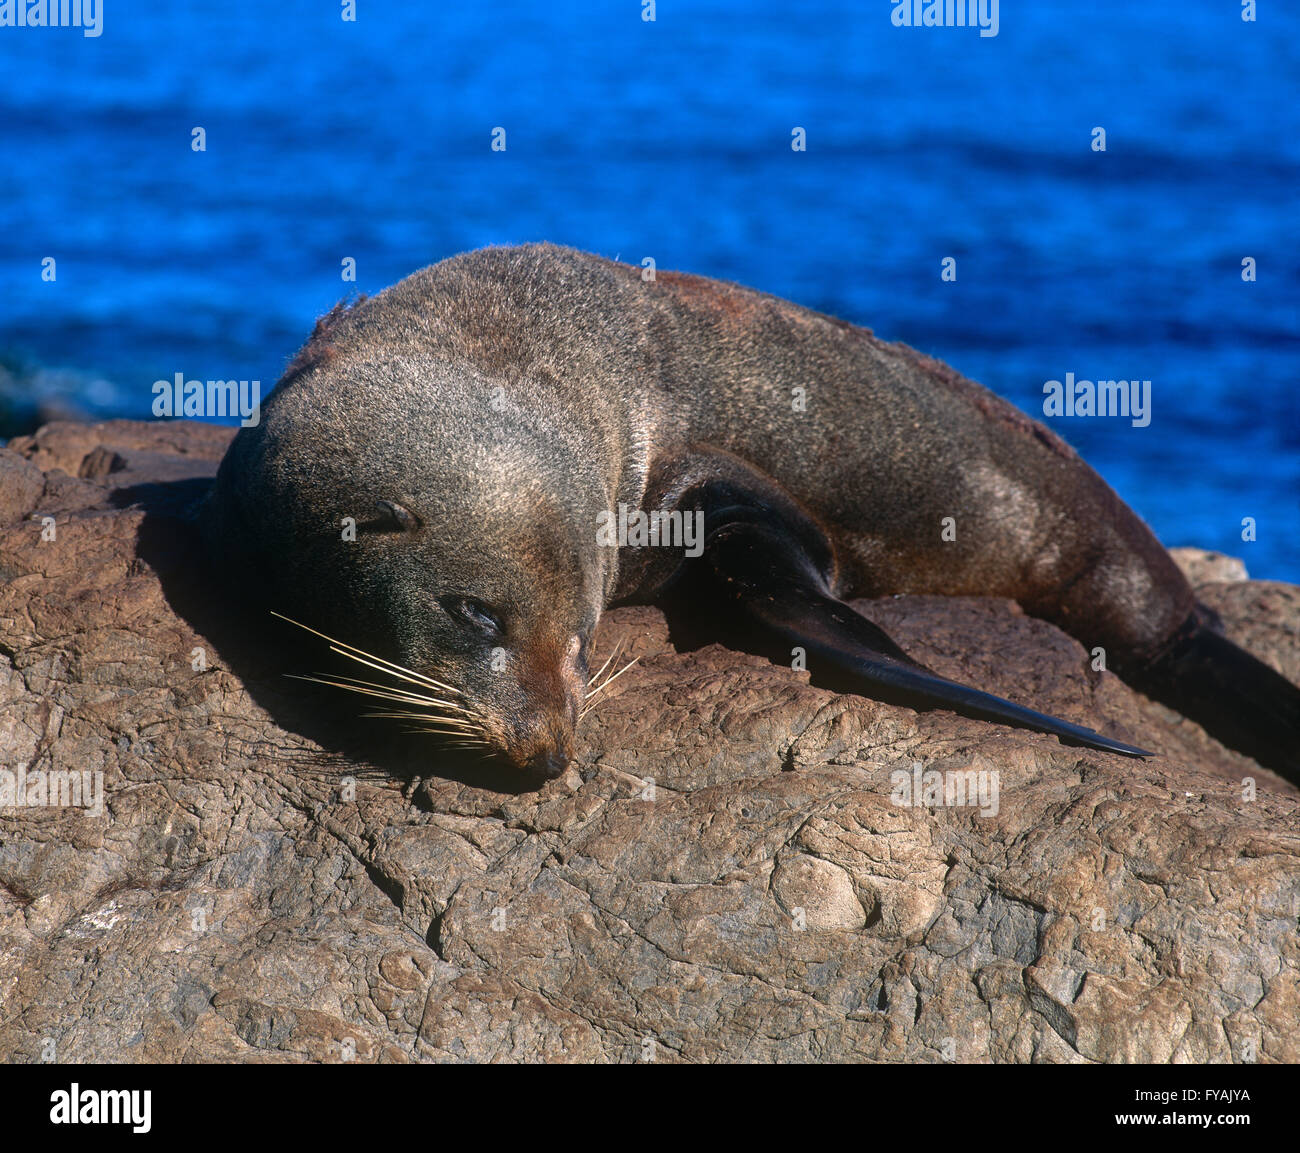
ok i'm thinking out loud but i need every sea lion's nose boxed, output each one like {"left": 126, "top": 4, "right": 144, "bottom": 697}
{"left": 525, "top": 749, "right": 569, "bottom": 779}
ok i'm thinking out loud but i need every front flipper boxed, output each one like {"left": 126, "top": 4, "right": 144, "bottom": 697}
{"left": 662, "top": 497, "right": 1151, "bottom": 758}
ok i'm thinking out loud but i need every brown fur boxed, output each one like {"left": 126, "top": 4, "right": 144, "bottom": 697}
{"left": 204, "top": 243, "right": 1205, "bottom": 775}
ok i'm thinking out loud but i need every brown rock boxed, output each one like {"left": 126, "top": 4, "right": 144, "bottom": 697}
{"left": 1170, "top": 547, "right": 1249, "bottom": 589}
{"left": 0, "top": 420, "right": 1296, "bottom": 1063}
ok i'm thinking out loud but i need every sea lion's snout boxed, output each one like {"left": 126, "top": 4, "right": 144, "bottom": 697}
{"left": 523, "top": 748, "right": 570, "bottom": 779}
{"left": 502, "top": 710, "right": 576, "bottom": 781}
{"left": 498, "top": 632, "right": 586, "bottom": 781}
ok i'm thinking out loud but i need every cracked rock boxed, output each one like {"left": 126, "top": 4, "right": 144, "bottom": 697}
{"left": 0, "top": 420, "right": 1297, "bottom": 1063}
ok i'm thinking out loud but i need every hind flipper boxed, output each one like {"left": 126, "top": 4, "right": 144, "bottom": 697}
{"left": 663, "top": 496, "right": 1151, "bottom": 759}
{"left": 1125, "top": 606, "right": 1300, "bottom": 784}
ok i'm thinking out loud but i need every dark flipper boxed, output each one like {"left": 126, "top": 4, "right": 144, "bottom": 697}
{"left": 1123, "top": 606, "right": 1300, "bottom": 782}
{"left": 664, "top": 502, "right": 1151, "bottom": 758}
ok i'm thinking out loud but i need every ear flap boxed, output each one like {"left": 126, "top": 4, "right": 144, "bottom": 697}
{"left": 374, "top": 499, "right": 422, "bottom": 532}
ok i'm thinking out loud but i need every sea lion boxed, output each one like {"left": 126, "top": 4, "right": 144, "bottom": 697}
{"left": 202, "top": 243, "right": 1300, "bottom": 784}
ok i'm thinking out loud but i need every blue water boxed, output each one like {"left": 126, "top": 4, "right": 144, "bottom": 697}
{"left": 2, "top": 1, "right": 1296, "bottom": 577}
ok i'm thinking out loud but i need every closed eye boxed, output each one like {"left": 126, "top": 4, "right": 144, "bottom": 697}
{"left": 439, "top": 595, "right": 505, "bottom": 636}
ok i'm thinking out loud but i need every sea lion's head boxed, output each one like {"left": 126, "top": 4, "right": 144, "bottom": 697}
{"left": 205, "top": 348, "right": 620, "bottom": 781}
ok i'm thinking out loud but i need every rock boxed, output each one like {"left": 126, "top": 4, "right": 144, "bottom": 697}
{"left": 0, "top": 419, "right": 1296, "bottom": 1064}
{"left": 1170, "top": 547, "right": 1250, "bottom": 588}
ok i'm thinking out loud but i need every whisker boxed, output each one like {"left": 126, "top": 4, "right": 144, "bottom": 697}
{"left": 287, "top": 677, "right": 476, "bottom": 723}
{"left": 580, "top": 654, "right": 641, "bottom": 718}
{"left": 327, "top": 647, "right": 461, "bottom": 699}
{"left": 271, "top": 611, "right": 463, "bottom": 696}
{"left": 360, "top": 711, "right": 480, "bottom": 732}
{"left": 400, "top": 727, "right": 488, "bottom": 738}
{"left": 586, "top": 639, "right": 624, "bottom": 689}
{"left": 586, "top": 651, "right": 629, "bottom": 700}
{"left": 289, "top": 672, "right": 473, "bottom": 715}
{"left": 585, "top": 654, "right": 640, "bottom": 700}
{"left": 401, "top": 732, "right": 490, "bottom": 748}
{"left": 315, "top": 671, "right": 473, "bottom": 711}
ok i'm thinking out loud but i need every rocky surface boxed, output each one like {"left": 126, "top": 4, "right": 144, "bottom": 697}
{"left": 0, "top": 419, "right": 1297, "bottom": 1063}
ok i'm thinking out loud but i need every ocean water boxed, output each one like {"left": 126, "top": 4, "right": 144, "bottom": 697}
{"left": 1, "top": 1, "right": 1296, "bottom": 577}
